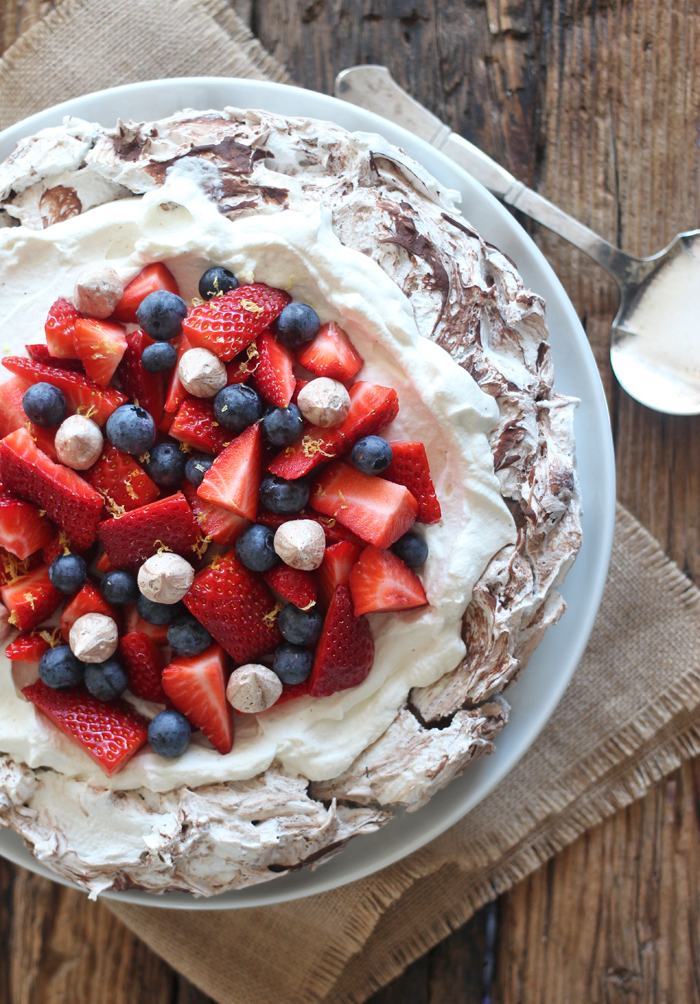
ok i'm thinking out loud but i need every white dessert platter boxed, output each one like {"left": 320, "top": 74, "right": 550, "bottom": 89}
{"left": 0, "top": 77, "right": 616, "bottom": 909}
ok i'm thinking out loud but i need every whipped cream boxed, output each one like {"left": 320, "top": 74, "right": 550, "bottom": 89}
{"left": 0, "top": 172, "right": 515, "bottom": 791}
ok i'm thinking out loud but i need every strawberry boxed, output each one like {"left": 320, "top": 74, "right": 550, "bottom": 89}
{"left": 95, "top": 550, "right": 116, "bottom": 574}
{"left": 23, "top": 680, "right": 149, "bottom": 777}
{"left": 262, "top": 565, "right": 317, "bottom": 610}
{"left": 85, "top": 444, "right": 159, "bottom": 515}
{"left": 183, "top": 551, "right": 281, "bottom": 663}
{"left": 183, "top": 283, "right": 290, "bottom": 360}
{"left": 197, "top": 422, "right": 262, "bottom": 520}
{"left": 112, "top": 262, "right": 180, "bottom": 323}
{"left": 383, "top": 442, "right": 441, "bottom": 524}
{"left": 251, "top": 329, "right": 296, "bottom": 407}
{"left": 349, "top": 546, "right": 428, "bottom": 615}
{"left": 0, "top": 493, "right": 55, "bottom": 559}
{"left": 268, "top": 382, "right": 399, "bottom": 480}
{"left": 0, "top": 427, "right": 104, "bottom": 548}
{"left": 42, "top": 529, "right": 86, "bottom": 567}
{"left": 181, "top": 481, "right": 248, "bottom": 546}
{"left": 117, "top": 329, "right": 165, "bottom": 426}
{"left": 26, "top": 345, "right": 84, "bottom": 371}
{"left": 275, "top": 678, "right": 313, "bottom": 705}
{"left": 60, "top": 579, "right": 120, "bottom": 640}
{"left": 45, "top": 298, "right": 81, "bottom": 359}
{"left": 169, "top": 397, "right": 233, "bottom": 454}
{"left": 73, "top": 318, "right": 128, "bottom": 388}
{"left": 225, "top": 344, "right": 256, "bottom": 385}
{"left": 255, "top": 508, "right": 363, "bottom": 547}
{"left": 1, "top": 564, "right": 63, "bottom": 631}
{"left": 164, "top": 333, "right": 192, "bottom": 414}
{"left": 309, "top": 585, "right": 374, "bottom": 697}
{"left": 3, "top": 356, "right": 127, "bottom": 426}
{"left": 124, "top": 602, "right": 169, "bottom": 645}
{"left": 161, "top": 643, "right": 233, "bottom": 754}
{"left": 0, "top": 548, "right": 42, "bottom": 587}
{"left": 98, "top": 492, "right": 203, "bottom": 567}
{"left": 6, "top": 628, "right": 60, "bottom": 663}
{"left": 316, "top": 541, "right": 362, "bottom": 607}
{"left": 296, "top": 321, "right": 363, "bottom": 381}
{"left": 119, "top": 632, "right": 167, "bottom": 703}
{"left": 311, "top": 462, "right": 417, "bottom": 549}
{"left": 0, "top": 376, "right": 58, "bottom": 460}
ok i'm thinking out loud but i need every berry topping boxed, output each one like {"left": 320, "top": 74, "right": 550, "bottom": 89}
{"left": 0, "top": 376, "right": 58, "bottom": 460}
{"left": 117, "top": 329, "right": 166, "bottom": 427}
{"left": 148, "top": 709, "right": 191, "bottom": 758}
{"left": 273, "top": 643, "right": 314, "bottom": 685}
{"left": 85, "top": 444, "right": 159, "bottom": 514}
{"left": 45, "top": 298, "right": 81, "bottom": 359}
{"left": 181, "top": 481, "right": 248, "bottom": 546}
{"left": 351, "top": 435, "right": 393, "bottom": 475}
{"left": 278, "top": 603, "right": 323, "bottom": 646}
{"left": 259, "top": 472, "right": 310, "bottom": 514}
{"left": 348, "top": 545, "right": 428, "bottom": 615}
{"left": 49, "top": 553, "right": 87, "bottom": 595}
{"left": 101, "top": 569, "right": 139, "bottom": 605}
{"left": 136, "top": 594, "right": 184, "bottom": 626}
{"left": 73, "top": 318, "right": 127, "bottom": 387}
{"left": 316, "top": 541, "right": 362, "bottom": 608}
{"left": 183, "top": 283, "right": 290, "bottom": 360}
{"left": 199, "top": 266, "right": 238, "bottom": 301}
{"left": 311, "top": 462, "right": 417, "bottom": 549}
{"left": 161, "top": 643, "right": 233, "bottom": 755}
{"left": 39, "top": 645, "right": 84, "bottom": 690}
{"left": 167, "top": 613, "right": 212, "bottom": 656}
{"left": 261, "top": 404, "right": 303, "bottom": 447}
{"left": 295, "top": 321, "right": 364, "bottom": 381}
{"left": 272, "top": 302, "right": 320, "bottom": 348}
{"left": 142, "top": 341, "right": 178, "bottom": 373}
{"left": 235, "top": 523, "right": 278, "bottom": 572}
{"left": 23, "top": 383, "right": 66, "bottom": 427}
{"left": 170, "top": 397, "right": 233, "bottom": 455}
{"left": 309, "top": 585, "right": 374, "bottom": 698}
{"left": 213, "top": 383, "right": 262, "bottom": 432}
{"left": 1, "top": 562, "right": 62, "bottom": 631}
{"left": 84, "top": 658, "right": 128, "bottom": 702}
{"left": 261, "top": 564, "right": 317, "bottom": 610}
{"left": 54, "top": 414, "right": 104, "bottom": 470}
{"left": 0, "top": 494, "right": 55, "bottom": 560}
{"left": 98, "top": 492, "right": 203, "bottom": 567}
{"left": 185, "top": 453, "right": 213, "bottom": 487}
{"left": 143, "top": 441, "right": 187, "bottom": 486}
{"left": 391, "top": 531, "right": 429, "bottom": 568}
{"left": 119, "top": 631, "right": 166, "bottom": 702}
{"left": 251, "top": 329, "right": 296, "bottom": 407}
{"left": 113, "top": 263, "right": 180, "bottom": 323}
{"left": 197, "top": 422, "right": 262, "bottom": 520}
{"left": 136, "top": 290, "right": 188, "bottom": 342}
{"left": 105, "top": 403, "right": 156, "bottom": 455}
{"left": 383, "top": 441, "right": 441, "bottom": 524}
{"left": 3, "top": 355, "right": 127, "bottom": 426}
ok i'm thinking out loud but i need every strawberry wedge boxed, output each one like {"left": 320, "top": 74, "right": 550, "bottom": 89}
{"left": 197, "top": 422, "right": 262, "bottom": 520}
{"left": 348, "top": 546, "right": 428, "bottom": 615}
{"left": 251, "top": 329, "right": 296, "bottom": 406}
{"left": 3, "top": 356, "right": 127, "bottom": 426}
{"left": 0, "top": 493, "right": 55, "bottom": 559}
{"left": 98, "top": 492, "right": 203, "bottom": 566}
{"left": 26, "top": 345, "right": 84, "bottom": 371}
{"left": 162, "top": 643, "right": 233, "bottom": 754}
{"left": 119, "top": 632, "right": 167, "bottom": 704}
{"left": 296, "top": 321, "right": 363, "bottom": 381}
{"left": 45, "top": 298, "right": 81, "bottom": 359}
{"left": 169, "top": 397, "right": 233, "bottom": 455}
{"left": 316, "top": 540, "right": 362, "bottom": 608}
{"left": 262, "top": 565, "right": 317, "bottom": 610}
{"left": 117, "top": 329, "right": 165, "bottom": 426}
{"left": 1, "top": 563, "right": 63, "bottom": 631}
{"left": 0, "top": 427, "right": 104, "bottom": 548}
{"left": 384, "top": 441, "right": 441, "bottom": 524}
{"left": 164, "top": 333, "right": 192, "bottom": 415}
{"left": 309, "top": 585, "right": 374, "bottom": 698}
{"left": 85, "top": 444, "right": 159, "bottom": 515}
{"left": 73, "top": 318, "right": 128, "bottom": 387}
{"left": 60, "top": 579, "right": 120, "bottom": 641}
{"left": 113, "top": 262, "right": 180, "bottom": 323}
{"left": 182, "top": 481, "right": 248, "bottom": 546}
{"left": 0, "top": 376, "right": 58, "bottom": 459}
{"left": 5, "top": 629, "right": 55, "bottom": 663}
{"left": 311, "top": 462, "right": 417, "bottom": 549}
{"left": 183, "top": 283, "right": 290, "bottom": 360}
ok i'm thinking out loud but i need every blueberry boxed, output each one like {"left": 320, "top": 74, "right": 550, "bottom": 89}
{"left": 259, "top": 473, "right": 309, "bottom": 514}
{"left": 106, "top": 404, "right": 156, "bottom": 455}
{"left": 48, "top": 553, "right": 87, "bottom": 594}
{"left": 278, "top": 603, "right": 323, "bottom": 646}
{"left": 22, "top": 383, "right": 66, "bottom": 427}
{"left": 101, "top": 569, "right": 139, "bottom": 605}
{"left": 185, "top": 454, "right": 214, "bottom": 488}
{"left": 351, "top": 436, "right": 393, "bottom": 475}
{"left": 39, "top": 645, "right": 84, "bottom": 690}
{"left": 143, "top": 441, "right": 187, "bottom": 486}
{"left": 142, "top": 341, "right": 178, "bottom": 373}
{"left": 272, "top": 303, "right": 320, "bottom": 348}
{"left": 167, "top": 614, "right": 212, "bottom": 656}
{"left": 235, "top": 524, "right": 278, "bottom": 572}
{"left": 136, "top": 290, "right": 188, "bottom": 341}
{"left": 84, "top": 658, "right": 128, "bottom": 701}
{"left": 272, "top": 643, "right": 313, "bottom": 685}
{"left": 391, "top": 531, "right": 429, "bottom": 568}
{"left": 199, "top": 266, "right": 238, "bottom": 301}
{"left": 148, "top": 709, "right": 191, "bottom": 758}
{"left": 261, "top": 404, "right": 303, "bottom": 447}
{"left": 136, "top": 594, "right": 184, "bottom": 625}
{"left": 213, "top": 384, "right": 262, "bottom": 432}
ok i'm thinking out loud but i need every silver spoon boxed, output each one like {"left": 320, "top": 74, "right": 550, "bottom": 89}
{"left": 335, "top": 65, "right": 700, "bottom": 416}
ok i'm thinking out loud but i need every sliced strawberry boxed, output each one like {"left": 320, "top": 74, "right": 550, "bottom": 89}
{"left": 98, "top": 492, "right": 203, "bottom": 567}
{"left": 183, "top": 552, "right": 281, "bottom": 663}
{"left": 112, "top": 263, "right": 180, "bottom": 323}
{"left": 161, "top": 643, "right": 233, "bottom": 754}
{"left": 164, "top": 333, "right": 192, "bottom": 415}
{"left": 0, "top": 427, "right": 104, "bottom": 548}
{"left": 3, "top": 356, "right": 127, "bottom": 426}
{"left": 26, "top": 345, "right": 84, "bottom": 371}
{"left": 255, "top": 508, "right": 363, "bottom": 547}
{"left": 0, "top": 548, "right": 42, "bottom": 587}
{"left": 45, "top": 298, "right": 81, "bottom": 359}
{"left": 183, "top": 283, "right": 290, "bottom": 360}
{"left": 73, "top": 318, "right": 128, "bottom": 388}
{"left": 6, "top": 628, "right": 60, "bottom": 663}
{"left": 296, "top": 321, "right": 363, "bottom": 381}
{"left": 383, "top": 442, "right": 441, "bottom": 524}
{"left": 0, "top": 376, "right": 58, "bottom": 460}
{"left": 311, "top": 462, "right": 417, "bottom": 549}
{"left": 60, "top": 579, "right": 120, "bottom": 641}
{"left": 117, "top": 329, "right": 166, "bottom": 426}
{"left": 197, "top": 423, "right": 262, "bottom": 520}
{"left": 316, "top": 541, "right": 362, "bottom": 608}
{"left": 181, "top": 481, "right": 248, "bottom": 546}
{"left": 1, "top": 564, "right": 63, "bottom": 631}
{"left": 119, "top": 632, "right": 167, "bottom": 703}
{"left": 42, "top": 528, "right": 87, "bottom": 567}
{"left": 275, "top": 678, "right": 313, "bottom": 705}
{"left": 225, "top": 344, "right": 256, "bottom": 385}
{"left": 262, "top": 565, "right": 317, "bottom": 610}
{"left": 85, "top": 444, "right": 159, "bottom": 515}
{"left": 348, "top": 546, "right": 428, "bottom": 615}
{"left": 309, "top": 585, "right": 374, "bottom": 697}
{"left": 251, "top": 329, "right": 296, "bottom": 407}
{"left": 23, "top": 680, "right": 149, "bottom": 777}
{"left": 0, "top": 493, "right": 55, "bottom": 559}
{"left": 169, "top": 397, "right": 233, "bottom": 454}
{"left": 268, "top": 382, "right": 399, "bottom": 480}
{"left": 124, "top": 602, "right": 169, "bottom": 645}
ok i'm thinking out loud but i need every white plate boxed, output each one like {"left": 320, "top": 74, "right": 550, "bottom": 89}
{"left": 0, "top": 77, "right": 616, "bottom": 908}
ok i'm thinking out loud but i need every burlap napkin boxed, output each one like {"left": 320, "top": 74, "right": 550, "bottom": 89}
{"left": 3, "top": 3, "right": 700, "bottom": 1003}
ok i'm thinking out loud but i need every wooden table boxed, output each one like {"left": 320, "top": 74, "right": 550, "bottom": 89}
{"left": 1, "top": 0, "right": 699, "bottom": 1000}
